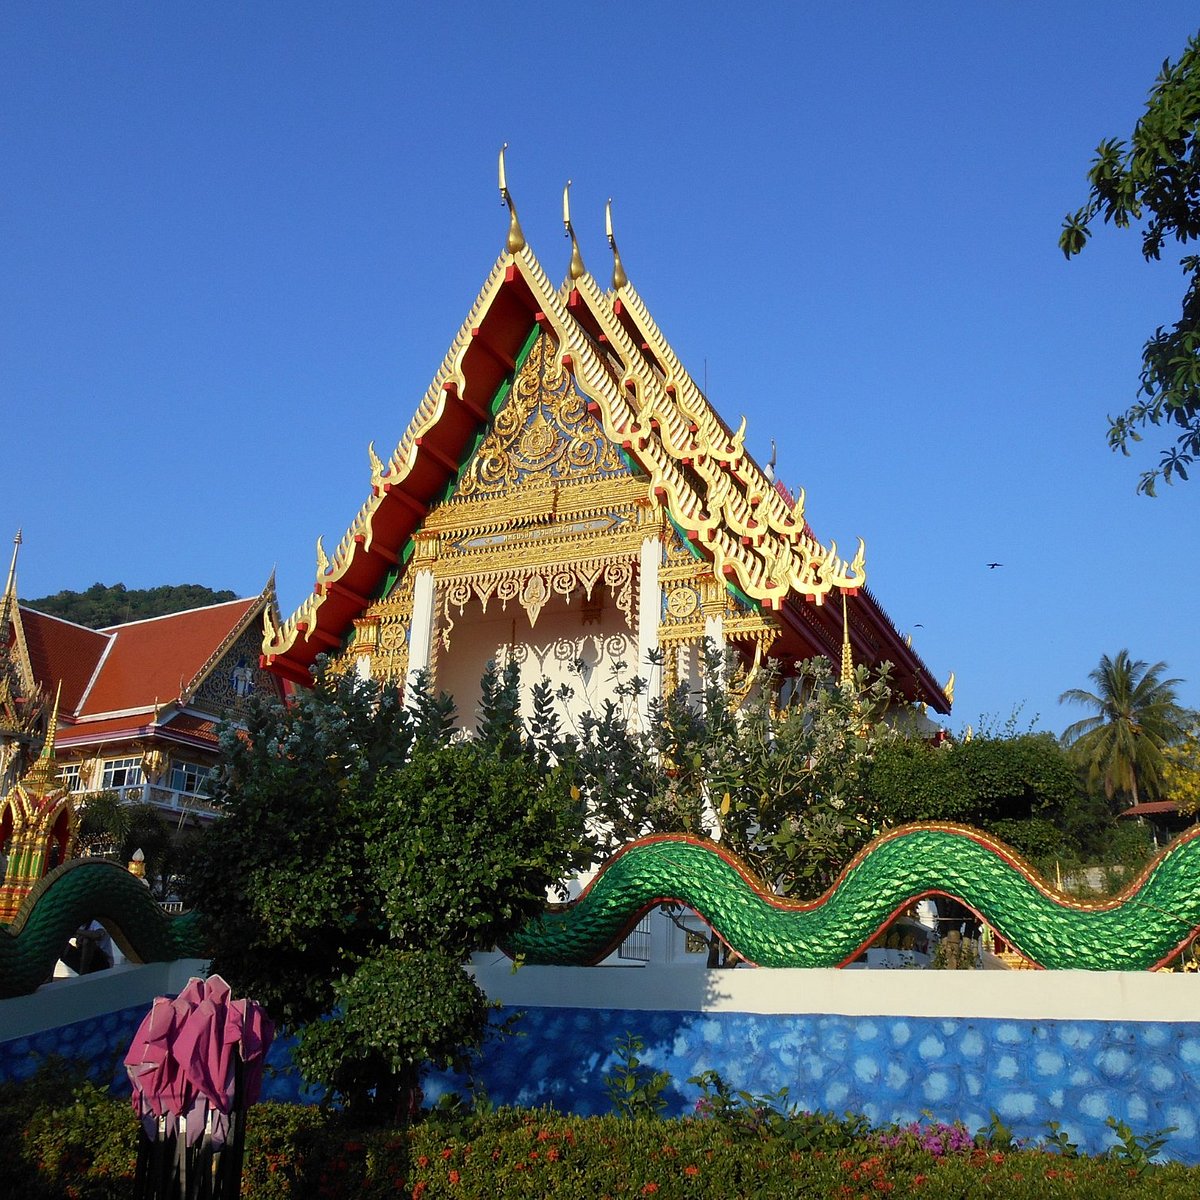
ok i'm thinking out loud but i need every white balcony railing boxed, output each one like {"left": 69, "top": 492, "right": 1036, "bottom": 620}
{"left": 82, "top": 784, "right": 222, "bottom": 819}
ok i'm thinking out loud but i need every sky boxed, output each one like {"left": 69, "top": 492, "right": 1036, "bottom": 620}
{"left": 2, "top": 3, "right": 1198, "bottom": 735}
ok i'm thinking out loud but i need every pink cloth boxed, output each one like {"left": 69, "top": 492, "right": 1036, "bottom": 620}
{"left": 125, "top": 975, "right": 275, "bottom": 1148}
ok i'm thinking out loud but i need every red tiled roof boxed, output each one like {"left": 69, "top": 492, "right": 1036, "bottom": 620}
{"left": 20, "top": 609, "right": 110, "bottom": 712}
{"left": 80, "top": 598, "right": 258, "bottom": 716}
{"left": 1120, "top": 801, "right": 1183, "bottom": 818}
{"left": 56, "top": 712, "right": 154, "bottom": 745}
{"left": 161, "top": 712, "right": 221, "bottom": 746}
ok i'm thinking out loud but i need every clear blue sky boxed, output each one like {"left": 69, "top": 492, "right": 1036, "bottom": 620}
{"left": 3, "top": 3, "right": 1197, "bottom": 733}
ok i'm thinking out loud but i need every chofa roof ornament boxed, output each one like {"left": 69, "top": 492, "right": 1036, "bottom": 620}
{"left": 497, "top": 142, "right": 525, "bottom": 254}
{"left": 605, "top": 198, "right": 628, "bottom": 291}
{"left": 562, "top": 180, "right": 586, "bottom": 281}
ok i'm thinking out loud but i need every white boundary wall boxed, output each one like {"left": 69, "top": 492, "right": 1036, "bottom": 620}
{"left": 468, "top": 955, "right": 1200, "bottom": 1023}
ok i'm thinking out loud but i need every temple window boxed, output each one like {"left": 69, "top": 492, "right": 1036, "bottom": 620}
{"left": 100, "top": 756, "right": 144, "bottom": 790}
{"left": 168, "top": 761, "right": 211, "bottom": 795}
{"left": 57, "top": 762, "right": 85, "bottom": 792}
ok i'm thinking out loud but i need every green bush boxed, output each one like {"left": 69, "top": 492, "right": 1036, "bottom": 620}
{"left": 7, "top": 1087, "right": 1200, "bottom": 1199}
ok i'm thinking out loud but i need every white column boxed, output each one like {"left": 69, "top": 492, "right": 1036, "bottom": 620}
{"left": 636, "top": 537, "right": 663, "bottom": 731}
{"left": 704, "top": 613, "right": 726, "bottom": 678}
{"left": 405, "top": 569, "right": 436, "bottom": 700}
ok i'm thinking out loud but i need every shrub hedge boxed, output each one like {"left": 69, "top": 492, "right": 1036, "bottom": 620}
{"left": 5, "top": 1082, "right": 1200, "bottom": 1198}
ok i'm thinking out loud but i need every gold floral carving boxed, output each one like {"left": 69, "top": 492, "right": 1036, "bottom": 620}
{"left": 440, "top": 557, "right": 635, "bottom": 649}
{"left": 456, "top": 330, "right": 627, "bottom": 499}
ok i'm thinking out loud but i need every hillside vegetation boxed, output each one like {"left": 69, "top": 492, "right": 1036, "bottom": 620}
{"left": 25, "top": 582, "right": 238, "bottom": 628}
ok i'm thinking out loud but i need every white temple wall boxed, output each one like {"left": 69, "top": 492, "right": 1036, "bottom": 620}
{"left": 435, "top": 586, "right": 638, "bottom": 735}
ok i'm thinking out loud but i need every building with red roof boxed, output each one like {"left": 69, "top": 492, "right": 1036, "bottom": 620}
{"left": 1, "top": 533, "right": 283, "bottom": 837}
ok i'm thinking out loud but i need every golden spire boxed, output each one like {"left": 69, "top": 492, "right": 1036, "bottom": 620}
{"left": 2, "top": 529, "right": 21, "bottom": 634}
{"left": 840, "top": 591, "right": 854, "bottom": 689}
{"left": 498, "top": 142, "right": 525, "bottom": 254}
{"left": 562, "top": 180, "right": 586, "bottom": 280}
{"left": 605, "top": 199, "right": 627, "bottom": 290}
{"left": 24, "top": 682, "right": 61, "bottom": 794}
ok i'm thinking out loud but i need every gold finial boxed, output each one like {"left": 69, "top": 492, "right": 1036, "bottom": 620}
{"left": 368, "top": 440, "right": 384, "bottom": 483}
{"left": 3, "top": 529, "right": 21, "bottom": 609}
{"left": 562, "top": 180, "right": 585, "bottom": 280}
{"left": 498, "top": 143, "right": 525, "bottom": 254}
{"left": 316, "top": 535, "right": 330, "bottom": 576}
{"left": 944, "top": 671, "right": 955, "bottom": 705}
{"left": 605, "top": 199, "right": 628, "bottom": 290}
{"left": 25, "top": 682, "right": 62, "bottom": 793}
{"left": 964, "top": 723, "right": 974, "bottom": 743}
{"left": 840, "top": 592, "right": 854, "bottom": 689}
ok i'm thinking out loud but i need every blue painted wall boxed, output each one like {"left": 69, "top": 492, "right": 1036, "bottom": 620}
{"left": 4, "top": 1002, "right": 1198, "bottom": 1162}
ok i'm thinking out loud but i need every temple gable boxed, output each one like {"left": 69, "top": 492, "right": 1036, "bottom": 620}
{"left": 453, "top": 329, "right": 633, "bottom": 501}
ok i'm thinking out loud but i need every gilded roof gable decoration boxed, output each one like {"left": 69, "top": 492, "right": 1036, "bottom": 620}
{"left": 260, "top": 175, "right": 949, "bottom": 713}
{"left": 456, "top": 331, "right": 629, "bottom": 500}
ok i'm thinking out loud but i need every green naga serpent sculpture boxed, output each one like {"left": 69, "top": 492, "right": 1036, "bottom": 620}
{"left": 5, "top": 824, "right": 1200, "bottom": 998}
{"left": 502, "top": 824, "right": 1200, "bottom": 972}
{"left": 0, "top": 858, "right": 206, "bottom": 1000}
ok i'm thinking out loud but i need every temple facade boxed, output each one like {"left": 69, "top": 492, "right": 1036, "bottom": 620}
{"left": 262, "top": 187, "right": 951, "bottom": 731}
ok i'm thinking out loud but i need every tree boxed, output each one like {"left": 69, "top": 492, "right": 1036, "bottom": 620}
{"left": 75, "top": 794, "right": 189, "bottom": 900}
{"left": 1163, "top": 722, "right": 1200, "bottom": 815}
{"left": 1060, "top": 33, "right": 1200, "bottom": 494}
{"left": 864, "top": 732, "right": 1079, "bottom": 861}
{"left": 1059, "top": 650, "right": 1190, "bottom": 807}
{"left": 555, "top": 646, "right": 902, "bottom": 901}
{"left": 25, "top": 582, "right": 238, "bottom": 628}
{"left": 183, "top": 661, "right": 585, "bottom": 1120}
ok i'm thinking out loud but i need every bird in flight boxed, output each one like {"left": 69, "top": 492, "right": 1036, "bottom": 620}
{"left": 986, "top": 563, "right": 1004, "bottom": 569}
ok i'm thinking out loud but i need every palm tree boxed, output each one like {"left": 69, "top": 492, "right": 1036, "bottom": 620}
{"left": 1059, "top": 651, "right": 1190, "bottom": 807}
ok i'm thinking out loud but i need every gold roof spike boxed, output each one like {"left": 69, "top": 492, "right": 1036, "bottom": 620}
{"left": 562, "top": 181, "right": 586, "bottom": 281}
{"left": 3, "top": 528, "right": 20, "bottom": 606}
{"left": 605, "top": 199, "right": 628, "bottom": 290}
{"left": 944, "top": 672, "right": 956, "bottom": 706}
{"left": 316, "top": 535, "right": 330, "bottom": 577}
{"left": 840, "top": 591, "right": 854, "bottom": 689}
{"left": 498, "top": 143, "right": 525, "bottom": 254}
{"left": 23, "top": 682, "right": 61, "bottom": 794}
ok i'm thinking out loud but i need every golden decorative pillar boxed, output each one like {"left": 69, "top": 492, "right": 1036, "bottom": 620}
{"left": 0, "top": 705, "right": 76, "bottom": 923}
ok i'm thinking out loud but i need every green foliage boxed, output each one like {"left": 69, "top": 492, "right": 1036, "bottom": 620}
{"left": 1060, "top": 33, "right": 1200, "bottom": 494}
{"left": 604, "top": 1033, "right": 671, "bottom": 1119}
{"left": 184, "top": 660, "right": 585, "bottom": 1118}
{"left": 559, "top": 647, "right": 905, "bottom": 908}
{"left": 25, "top": 582, "right": 238, "bottom": 628}
{"left": 1060, "top": 650, "right": 1191, "bottom": 806}
{"left": 7, "top": 1086, "right": 1200, "bottom": 1200}
{"left": 1106, "top": 1116, "right": 1177, "bottom": 1175}
{"left": 865, "top": 732, "right": 1078, "bottom": 856}
{"left": 1044, "top": 1120, "right": 1080, "bottom": 1159}
{"left": 75, "top": 795, "right": 190, "bottom": 900}
{"left": 1163, "top": 723, "right": 1200, "bottom": 815}
{"left": 688, "top": 1068, "right": 873, "bottom": 1149}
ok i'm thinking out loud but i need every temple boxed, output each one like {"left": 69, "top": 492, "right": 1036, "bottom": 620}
{"left": 0, "top": 534, "right": 284, "bottom": 920}
{"left": 262, "top": 169, "right": 950, "bottom": 728}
